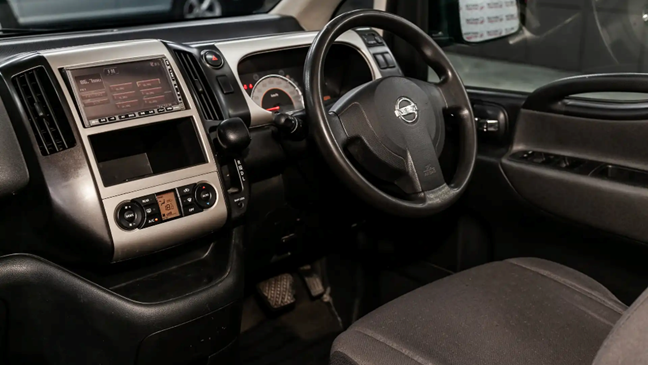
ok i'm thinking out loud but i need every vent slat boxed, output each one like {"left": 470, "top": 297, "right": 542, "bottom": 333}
{"left": 15, "top": 74, "right": 49, "bottom": 155}
{"left": 13, "top": 67, "right": 76, "bottom": 156}
{"left": 174, "top": 51, "right": 221, "bottom": 121}
{"left": 34, "top": 70, "right": 68, "bottom": 150}
{"left": 25, "top": 72, "right": 59, "bottom": 153}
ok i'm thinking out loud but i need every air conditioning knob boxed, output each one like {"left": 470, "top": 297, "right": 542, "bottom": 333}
{"left": 194, "top": 183, "right": 217, "bottom": 209}
{"left": 115, "top": 202, "right": 144, "bottom": 231}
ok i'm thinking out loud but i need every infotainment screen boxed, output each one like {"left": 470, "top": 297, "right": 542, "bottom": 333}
{"left": 68, "top": 57, "right": 185, "bottom": 127}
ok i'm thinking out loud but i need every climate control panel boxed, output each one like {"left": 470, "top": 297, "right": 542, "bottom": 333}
{"left": 115, "top": 182, "right": 217, "bottom": 231}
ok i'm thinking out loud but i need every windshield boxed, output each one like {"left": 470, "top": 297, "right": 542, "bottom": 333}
{"left": 0, "top": 0, "right": 280, "bottom": 34}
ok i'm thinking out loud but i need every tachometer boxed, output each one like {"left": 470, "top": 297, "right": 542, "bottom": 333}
{"left": 250, "top": 75, "right": 304, "bottom": 113}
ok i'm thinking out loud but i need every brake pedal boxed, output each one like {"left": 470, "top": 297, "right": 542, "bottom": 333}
{"left": 256, "top": 273, "right": 296, "bottom": 311}
{"left": 299, "top": 265, "right": 325, "bottom": 298}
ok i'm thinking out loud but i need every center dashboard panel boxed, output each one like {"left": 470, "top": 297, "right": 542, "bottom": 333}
{"left": 0, "top": 40, "right": 229, "bottom": 262}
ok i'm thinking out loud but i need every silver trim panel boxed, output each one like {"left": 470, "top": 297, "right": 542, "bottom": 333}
{"left": 41, "top": 40, "right": 228, "bottom": 262}
{"left": 212, "top": 31, "right": 382, "bottom": 127}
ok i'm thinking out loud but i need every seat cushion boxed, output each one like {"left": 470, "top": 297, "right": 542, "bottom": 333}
{"left": 330, "top": 258, "right": 627, "bottom": 365}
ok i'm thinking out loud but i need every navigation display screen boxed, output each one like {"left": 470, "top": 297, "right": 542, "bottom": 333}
{"left": 68, "top": 57, "right": 185, "bottom": 127}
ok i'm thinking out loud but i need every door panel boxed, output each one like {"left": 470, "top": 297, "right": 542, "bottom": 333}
{"left": 463, "top": 87, "right": 648, "bottom": 305}
{"left": 499, "top": 74, "right": 648, "bottom": 242}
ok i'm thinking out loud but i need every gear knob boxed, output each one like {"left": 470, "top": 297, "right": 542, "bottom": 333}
{"left": 214, "top": 117, "right": 250, "bottom": 154}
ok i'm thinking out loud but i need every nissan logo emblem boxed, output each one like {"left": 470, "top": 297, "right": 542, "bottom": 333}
{"left": 394, "top": 97, "right": 418, "bottom": 123}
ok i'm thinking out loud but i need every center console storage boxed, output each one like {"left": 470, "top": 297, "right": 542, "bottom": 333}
{"left": 89, "top": 117, "right": 206, "bottom": 186}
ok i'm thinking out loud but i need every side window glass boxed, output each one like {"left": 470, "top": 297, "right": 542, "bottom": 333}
{"left": 334, "top": 0, "right": 374, "bottom": 18}
{"left": 430, "top": 0, "right": 648, "bottom": 101}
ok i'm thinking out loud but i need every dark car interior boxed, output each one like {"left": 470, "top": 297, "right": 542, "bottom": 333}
{"left": 1, "top": 0, "right": 648, "bottom": 364}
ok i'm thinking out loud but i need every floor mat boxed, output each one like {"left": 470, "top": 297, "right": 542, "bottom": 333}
{"left": 240, "top": 275, "right": 343, "bottom": 365}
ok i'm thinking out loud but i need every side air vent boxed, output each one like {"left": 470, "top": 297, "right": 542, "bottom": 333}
{"left": 174, "top": 50, "right": 221, "bottom": 121}
{"left": 13, "top": 67, "right": 76, "bottom": 155}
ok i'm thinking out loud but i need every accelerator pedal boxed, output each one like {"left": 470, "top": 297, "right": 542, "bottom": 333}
{"left": 299, "top": 264, "right": 325, "bottom": 299}
{"left": 256, "top": 273, "right": 296, "bottom": 311}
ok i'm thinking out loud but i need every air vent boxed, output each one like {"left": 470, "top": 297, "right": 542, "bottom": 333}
{"left": 174, "top": 50, "right": 221, "bottom": 121}
{"left": 13, "top": 67, "right": 75, "bottom": 155}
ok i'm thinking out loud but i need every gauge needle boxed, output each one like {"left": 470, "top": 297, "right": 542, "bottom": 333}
{"left": 265, "top": 106, "right": 281, "bottom": 112}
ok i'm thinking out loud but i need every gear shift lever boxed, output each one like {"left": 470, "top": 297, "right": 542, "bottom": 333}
{"left": 213, "top": 117, "right": 251, "bottom": 156}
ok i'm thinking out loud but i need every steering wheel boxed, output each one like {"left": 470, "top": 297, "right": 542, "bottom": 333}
{"left": 304, "top": 10, "right": 477, "bottom": 218}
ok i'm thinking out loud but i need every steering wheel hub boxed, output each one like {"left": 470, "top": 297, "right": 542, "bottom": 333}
{"left": 329, "top": 76, "right": 447, "bottom": 196}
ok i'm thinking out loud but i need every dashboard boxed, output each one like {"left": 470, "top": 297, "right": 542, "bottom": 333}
{"left": 0, "top": 26, "right": 392, "bottom": 263}
{"left": 0, "top": 14, "right": 407, "bottom": 365}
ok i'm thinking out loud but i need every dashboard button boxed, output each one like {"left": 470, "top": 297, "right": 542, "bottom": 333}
{"left": 374, "top": 53, "right": 388, "bottom": 69}
{"left": 98, "top": 118, "right": 108, "bottom": 123}
{"left": 108, "top": 116, "right": 117, "bottom": 122}
{"left": 181, "top": 195, "right": 195, "bottom": 206}
{"left": 133, "top": 194, "right": 156, "bottom": 206}
{"left": 178, "top": 184, "right": 195, "bottom": 196}
{"left": 217, "top": 75, "right": 234, "bottom": 94}
{"left": 383, "top": 53, "right": 396, "bottom": 68}
{"left": 203, "top": 51, "right": 224, "bottom": 68}
{"left": 123, "top": 210, "right": 136, "bottom": 222}
{"left": 194, "top": 183, "right": 217, "bottom": 209}
{"left": 143, "top": 214, "right": 162, "bottom": 228}
{"left": 144, "top": 205, "right": 159, "bottom": 215}
{"left": 116, "top": 202, "right": 144, "bottom": 230}
{"left": 183, "top": 203, "right": 202, "bottom": 216}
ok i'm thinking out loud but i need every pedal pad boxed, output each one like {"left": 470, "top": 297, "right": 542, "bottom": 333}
{"left": 256, "top": 273, "right": 296, "bottom": 311}
{"left": 299, "top": 265, "right": 325, "bottom": 298}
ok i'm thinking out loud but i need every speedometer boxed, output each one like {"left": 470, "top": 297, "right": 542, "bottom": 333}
{"left": 250, "top": 75, "right": 304, "bottom": 113}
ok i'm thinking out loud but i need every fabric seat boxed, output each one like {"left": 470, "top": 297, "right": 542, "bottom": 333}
{"left": 330, "top": 258, "right": 630, "bottom": 365}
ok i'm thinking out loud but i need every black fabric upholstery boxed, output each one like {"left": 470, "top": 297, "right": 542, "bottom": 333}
{"left": 593, "top": 281, "right": 648, "bottom": 364}
{"left": 330, "top": 351, "right": 360, "bottom": 365}
{"left": 331, "top": 258, "right": 627, "bottom": 365}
